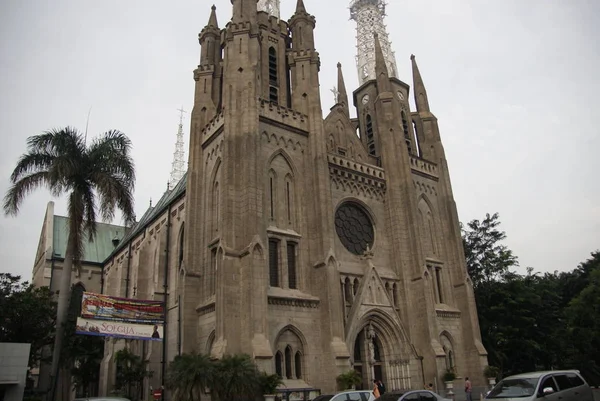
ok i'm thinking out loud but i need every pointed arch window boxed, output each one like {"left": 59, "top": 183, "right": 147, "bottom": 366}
{"left": 268, "top": 170, "right": 276, "bottom": 221}
{"left": 366, "top": 114, "right": 375, "bottom": 156}
{"left": 213, "top": 181, "right": 220, "bottom": 232}
{"left": 269, "top": 47, "right": 279, "bottom": 103}
{"left": 354, "top": 336, "right": 362, "bottom": 362}
{"left": 295, "top": 352, "right": 302, "bottom": 379}
{"left": 275, "top": 352, "right": 283, "bottom": 377}
{"left": 401, "top": 111, "right": 412, "bottom": 154}
{"left": 178, "top": 224, "right": 185, "bottom": 268}
{"left": 284, "top": 174, "right": 294, "bottom": 225}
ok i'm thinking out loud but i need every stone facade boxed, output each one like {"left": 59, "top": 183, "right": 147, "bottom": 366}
{"left": 95, "top": 0, "right": 488, "bottom": 397}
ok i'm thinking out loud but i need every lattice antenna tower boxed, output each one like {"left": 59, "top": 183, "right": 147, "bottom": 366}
{"left": 168, "top": 107, "right": 187, "bottom": 189}
{"left": 257, "top": 0, "right": 280, "bottom": 19}
{"left": 350, "top": 0, "right": 398, "bottom": 84}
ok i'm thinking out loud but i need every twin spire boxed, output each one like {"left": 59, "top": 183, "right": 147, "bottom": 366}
{"left": 202, "top": 2, "right": 430, "bottom": 113}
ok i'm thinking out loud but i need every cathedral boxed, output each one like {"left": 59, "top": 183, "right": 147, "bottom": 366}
{"left": 34, "top": 0, "right": 489, "bottom": 397}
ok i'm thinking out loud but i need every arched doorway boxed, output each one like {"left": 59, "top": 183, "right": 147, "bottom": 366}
{"left": 350, "top": 312, "right": 414, "bottom": 392}
{"left": 353, "top": 323, "right": 384, "bottom": 390}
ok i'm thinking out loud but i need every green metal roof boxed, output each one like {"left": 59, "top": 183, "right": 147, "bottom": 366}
{"left": 107, "top": 172, "right": 188, "bottom": 260}
{"left": 52, "top": 216, "right": 127, "bottom": 263}
{"left": 51, "top": 173, "right": 188, "bottom": 264}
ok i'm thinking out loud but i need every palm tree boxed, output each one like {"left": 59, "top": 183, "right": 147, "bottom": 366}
{"left": 166, "top": 352, "right": 214, "bottom": 401}
{"left": 3, "top": 127, "right": 136, "bottom": 400}
{"left": 212, "top": 354, "right": 261, "bottom": 401}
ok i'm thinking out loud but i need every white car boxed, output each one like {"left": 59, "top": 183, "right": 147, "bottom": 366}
{"left": 329, "top": 390, "right": 450, "bottom": 401}
{"left": 329, "top": 390, "right": 377, "bottom": 401}
{"left": 379, "top": 390, "right": 451, "bottom": 401}
{"left": 74, "top": 397, "right": 131, "bottom": 401}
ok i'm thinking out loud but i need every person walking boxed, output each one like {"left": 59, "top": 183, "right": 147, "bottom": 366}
{"left": 376, "top": 380, "right": 386, "bottom": 395}
{"left": 464, "top": 377, "right": 472, "bottom": 401}
{"left": 372, "top": 380, "right": 380, "bottom": 399}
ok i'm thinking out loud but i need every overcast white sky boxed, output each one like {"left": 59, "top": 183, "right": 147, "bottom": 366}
{"left": 1, "top": 0, "right": 598, "bottom": 280}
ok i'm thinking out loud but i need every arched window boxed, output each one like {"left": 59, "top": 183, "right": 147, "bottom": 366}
{"left": 178, "top": 224, "right": 185, "bottom": 268}
{"left": 213, "top": 181, "right": 220, "bottom": 232}
{"left": 392, "top": 283, "right": 398, "bottom": 307}
{"left": 268, "top": 170, "right": 276, "bottom": 221}
{"left": 401, "top": 111, "right": 412, "bottom": 154}
{"left": 285, "top": 178, "right": 292, "bottom": 224}
{"left": 354, "top": 336, "right": 362, "bottom": 362}
{"left": 366, "top": 115, "right": 375, "bottom": 156}
{"left": 275, "top": 328, "right": 305, "bottom": 381}
{"left": 275, "top": 352, "right": 283, "bottom": 377}
{"left": 295, "top": 352, "right": 302, "bottom": 379}
{"left": 412, "top": 121, "right": 420, "bottom": 156}
{"left": 269, "top": 47, "right": 278, "bottom": 103}
{"left": 353, "top": 278, "right": 360, "bottom": 295}
{"left": 285, "top": 346, "right": 293, "bottom": 379}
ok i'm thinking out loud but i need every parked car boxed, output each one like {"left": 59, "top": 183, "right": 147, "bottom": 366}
{"left": 329, "top": 390, "right": 376, "bottom": 401}
{"left": 485, "top": 370, "right": 593, "bottom": 401}
{"left": 74, "top": 397, "right": 131, "bottom": 401}
{"left": 378, "top": 390, "right": 451, "bottom": 401}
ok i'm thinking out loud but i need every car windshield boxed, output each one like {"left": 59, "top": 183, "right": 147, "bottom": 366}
{"left": 487, "top": 377, "right": 539, "bottom": 398}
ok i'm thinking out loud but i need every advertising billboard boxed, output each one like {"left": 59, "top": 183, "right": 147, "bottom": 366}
{"left": 76, "top": 317, "right": 164, "bottom": 341}
{"left": 80, "top": 292, "right": 164, "bottom": 324}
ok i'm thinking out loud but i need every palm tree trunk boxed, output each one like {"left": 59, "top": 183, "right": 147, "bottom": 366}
{"left": 48, "top": 229, "right": 75, "bottom": 401}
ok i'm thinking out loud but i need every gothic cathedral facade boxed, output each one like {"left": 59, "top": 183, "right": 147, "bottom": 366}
{"left": 98, "top": 0, "right": 488, "bottom": 395}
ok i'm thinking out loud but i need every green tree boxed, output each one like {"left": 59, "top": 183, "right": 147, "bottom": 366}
{"left": 461, "top": 212, "right": 518, "bottom": 290}
{"left": 114, "top": 348, "right": 153, "bottom": 399}
{"left": 212, "top": 354, "right": 260, "bottom": 401}
{"left": 0, "top": 273, "right": 56, "bottom": 367}
{"left": 3, "top": 127, "right": 136, "bottom": 399}
{"left": 166, "top": 352, "right": 214, "bottom": 401}
{"left": 564, "top": 252, "right": 600, "bottom": 385}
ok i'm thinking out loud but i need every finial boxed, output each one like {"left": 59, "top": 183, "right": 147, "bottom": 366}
{"left": 149, "top": 198, "right": 153, "bottom": 207}
{"left": 410, "top": 54, "right": 415, "bottom": 60}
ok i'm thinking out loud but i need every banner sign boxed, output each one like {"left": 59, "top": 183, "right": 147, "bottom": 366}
{"left": 81, "top": 292, "right": 164, "bottom": 324}
{"left": 76, "top": 317, "right": 164, "bottom": 341}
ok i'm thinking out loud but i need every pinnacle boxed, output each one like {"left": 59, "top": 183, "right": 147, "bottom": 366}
{"left": 207, "top": 4, "right": 219, "bottom": 28}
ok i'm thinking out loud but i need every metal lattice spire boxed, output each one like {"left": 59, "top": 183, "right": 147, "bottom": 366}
{"left": 350, "top": 0, "right": 398, "bottom": 84}
{"left": 168, "top": 107, "right": 187, "bottom": 189}
{"left": 257, "top": 0, "right": 280, "bottom": 19}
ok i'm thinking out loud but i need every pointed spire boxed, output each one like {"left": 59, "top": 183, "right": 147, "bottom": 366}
{"left": 336, "top": 62, "right": 349, "bottom": 116}
{"left": 411, "top": 54, "right": 431, "bottom": 113}
{"left": 295, "top": 0, "right": 307, "bottom": 14}
{"left": 208, "top": 4, "right": 219, "bottom": 29}
{"left": 374, "top": 33, "right": 391, "bottom": 92}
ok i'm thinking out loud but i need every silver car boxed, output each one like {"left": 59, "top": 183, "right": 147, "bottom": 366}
{"left": 485, "top": 370, "right": 593, "bottom": 401}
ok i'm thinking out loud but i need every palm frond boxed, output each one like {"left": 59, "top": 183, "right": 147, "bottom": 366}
{"left": 88, "top": 130, "right": 135, "bottom": 183}
{"left": 9, "top": 152, "right": 55, "bottom": 183}
{"left": 88, "top": 130, "right": 136, "bottom": 224}
{"left": 3, "top": 172, "right": 51, "bottom": 216}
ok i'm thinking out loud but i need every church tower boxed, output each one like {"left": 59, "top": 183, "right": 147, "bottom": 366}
{"left": 181, "top": 0, "right": 488, "bottom": 393}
